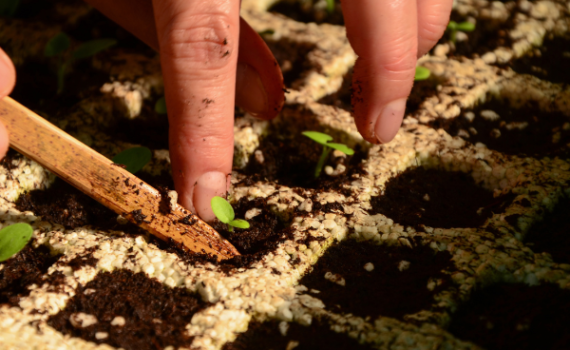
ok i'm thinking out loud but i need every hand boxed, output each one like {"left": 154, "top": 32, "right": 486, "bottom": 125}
{"left": 85, "top": 0, "right": 285, "bottom": 222}
{"left": 342, "top": 0, "right": 452, "bottom": 144}
{"left": 0, "top": 48, "right": 14, "bottom": 159}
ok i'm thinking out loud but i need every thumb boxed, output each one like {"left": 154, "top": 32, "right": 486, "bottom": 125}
{"left": 0, "top": 48, "right": 15, "bottom": 159}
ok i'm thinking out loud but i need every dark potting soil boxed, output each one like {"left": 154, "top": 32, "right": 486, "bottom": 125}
{"left": 0, "top": 243, "right": 62, "bottom": 306}
{"left": 431, "top": 99, "right": 570, "bottom": 159}
{"left": 510, "top": 35, "right": 570, "bottom": 85}
{"left": 15, "top": 179, "right": 126, "bottom": 231}
{"left": 448, "top": 283, "right": 570, "bottom": 350}
{"left": 222, "top": 319, "right": 375, "bottom": 350}
{"left": 317, "top": 67, "right": 440, "bottom": 118}
{"left": 264, "top": 39, "right": 315, "bottom": 88}
{"left": 164, "top": 196, "right": 295, "bottom": 271}
{"left": 299, "top": 237, "right": 454, "bottom": 321}
{"left": 369, "top": 167, "right": 512, "bottom": 230}
{"left": 525, "top": 195, "right": 570, "bottom": 265}
{"left": 47, "top": 269, "right": 209, "bottom": 350}
{"left": 269, "top": 0, "right": 344, "bottom": 25}
{"left": 434, "top": 11, "right": 514, "bottom": 60}
{"left": 241, "top": 132, "right": 367, "bottom": 192}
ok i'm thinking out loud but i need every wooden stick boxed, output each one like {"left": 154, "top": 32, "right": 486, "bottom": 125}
{"left": 0, "top": 97, "right": 240, "bottom": 260}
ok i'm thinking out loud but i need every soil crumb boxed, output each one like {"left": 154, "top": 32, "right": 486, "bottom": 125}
{"left": 299, "top": 237, "right": 454, "bottom": 321}
{"left": 449, "top": 283, "right": 570, "bottom": 350}
{"left": 370, "top": 167, "right": 510, "bottom": 230}
{"left": 222, "top": 319, "right": 375, "bottom": 350}
{"left": 47, "top": 269, "right": 209, "bottom": 350}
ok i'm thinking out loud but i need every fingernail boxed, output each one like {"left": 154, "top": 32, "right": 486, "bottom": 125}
{"left": 375, "top": 98, "right": 406, "bottom": 144}
{"left": 236, "top": 63, "right": 268, "bottom": 116}
{"left": 193, "top": 171, "right": 227, "bottom": 222}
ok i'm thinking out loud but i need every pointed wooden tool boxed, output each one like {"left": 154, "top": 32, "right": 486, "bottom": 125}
{"left": 0, "top": 97, "right": 240, "bottom": 260}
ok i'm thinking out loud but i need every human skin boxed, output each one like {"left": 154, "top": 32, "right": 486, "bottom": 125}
{"left": 0, "top": 0, "right": 452, "bottom": 221}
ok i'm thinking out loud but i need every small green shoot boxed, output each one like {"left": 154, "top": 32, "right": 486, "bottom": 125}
{"left": 211, "top": 196, "right": 250, "bottom": 232}
{"left": 414, "top": 66, "right": 431, "bottom": 81}
{"left": 112, "top": 147, "right": 152, "bottom": 174}
{"left": 302, "top": 131, "right": 354, "bottom": 178}
{"left": 155, "top": 96, "right": 167, "bottom": 114}
{"left": 44, "top": 32, "right": 116, "bottom": 94}
{"left": 0, "top": 223, "right": 33, "bottom": 262}
{"left": 447, "top": 20, "right": 475, "bottom": 44}
{"left": 325, "top": 0, "right": 335, "bottom": 13}
{"left": 258, "top": 29, "right": 275, "bottom": 36}
{"left": 0, "top": 0, "right": 19, "bottom": 17}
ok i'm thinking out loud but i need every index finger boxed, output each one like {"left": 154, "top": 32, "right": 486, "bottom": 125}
{"left": 342, "top": 0, "right": 418, "bottom": 144}
{"left": 152, "top": 0, "right": 240, "bottom": 221}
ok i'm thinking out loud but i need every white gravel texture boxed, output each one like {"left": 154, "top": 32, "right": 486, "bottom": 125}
{"left": 0, "top": 0, "right": 570, "bottom": 349}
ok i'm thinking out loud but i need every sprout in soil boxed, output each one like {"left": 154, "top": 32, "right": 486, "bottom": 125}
{"left": 302, "top": 131, "right": 354, "bottom": 178}
{"left": 414, "top": 66, "right": 431, "bottom": 81}
{"left": 0, "top": 0, "right": 19, "bottom": 17}
{"left": 112, "top": 146, "right": 152, "bottom": 174}
{"left": 447, "top": 20, "right": 476, "bottom": 44}
{"left": 155, "top": 96, "right": 167, "bottom": 114}
{"left": 44, "top": 32, "right": 116, "bottom": 94}
{"left": 0, "top": 223, "right": 33, "bottom": 262}
{"left": 211, "top": 196, "right": 250, "bottom": 232}
{"left": 325, "top": 0, "right": 335, "bottom": 13}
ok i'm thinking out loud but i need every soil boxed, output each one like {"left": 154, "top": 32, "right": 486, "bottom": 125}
{"left": 525, "top": 195, "right": 570, "bottom": 265}
{"left": 0, "top": 243, "right": 62, "bottom": 306}
{"left": 431, "top": 99, "right": 570, "bottom": 159}
{"left": 510, "top": 35, "right": 570, "bottom": 85}
{"left": 434, "top": 10, "right": 514, "bottom": 60}
{"left": 47, "top": 269, "right": 209, "bottom": 350}
{"left": 369, "top": 167, "right": 513, "bottom": 230}
{"left": 222, "top": 318, "right": 375, "bottom": 350}
{"left": 263, "top": 39, "right": 315, "bottom": 88}
{"left": 317, "top": 68, "right": 352, "bottom": 112}
{"left": 269, "top": 0, "right": 344, "bottom": 26}
{"left": 448, "top": 283, "right": 570, "bottom": 350}
{"left": 240, "top": 131, "right": 367, "bottom": 191}
{"left": 299, "top": 237, "right": 455, "bottom": 322}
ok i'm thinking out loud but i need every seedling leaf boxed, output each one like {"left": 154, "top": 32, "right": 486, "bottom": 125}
{"left": 155, "top": 97, "right": 167, "bottom": 114}
{"left": 447, "top": 20, "right": 457, "bottom": 31}
{"left": 456, "top": 21, "right": 475, "bottom": 32}
{"left": 72, "top": 39, "right": 117, "bottom": 60}
{"left": 326, "top": 142, "right": 355, "bottom": 155}
{"left": 414, "top": 66, "right": 431, "bottom": 81}
{"left": 211, "top": 196, "right": 234, "bottom": 224}
{"left": 0, "top": 0, "right": 19, "bottom": 17}
{"left": 302, "top": 131, "right": 332, "bottom": 146}
{"left": 326, "top": 0, "right": 335, "bottom": 13}
{"left": 44, "top": 32, "right": 71, "bottom": 57}
{"left": 258, "top": 29, "right": 275, "bottom": 36}
{"left": 0, "top": 223, "right": 33, "bottom": 262}
{"left": 112, "top": 147, "right": 152, "bottom": 174}
{"left": 229, "top": 219, "right": 250, "bottom": 229}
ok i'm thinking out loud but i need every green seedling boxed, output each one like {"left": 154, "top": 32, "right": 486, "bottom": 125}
{"left": 447, "top": 20, "right": 475, "bottom": 44}
{"left": 302, "top": 131, "right": 354, "bottom": 178}
{"left": 414, "top": 66, "right": 431, "bottom": 81}
{"left": 325, "top": 0, "right": 335, "bottom": 13}
{"left": 211, "top": 196, "right": 250, "bottom": 232}
{"left": 44, "top": 32, "right": 116, "bottom": 94}
{"left": 0, "top": 223, "right": 33, "bottom": 262}
{"left": 0, "top": 0, "right": 19, "bottom": 17}
{"left": 112, "top": 146, "right": 152, "bottom": 174}
{"left": 155, "top": 96, "right": 167, "bottom": 114}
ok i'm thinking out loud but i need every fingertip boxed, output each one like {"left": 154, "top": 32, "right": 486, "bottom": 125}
{"left": 192, "top": 171, "right": 228, "bottom": 222}
{"left": 375, "top": 98, "right": 406, "bottom": 144}
{"left": 0, "top": 48, "right": 16, "bottom": 98}
{"left": 0, "top": 121, "right": 10, "bottom": 161}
